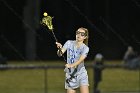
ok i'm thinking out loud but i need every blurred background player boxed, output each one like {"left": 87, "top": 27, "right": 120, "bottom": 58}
{"left": 123, "top": 46, "right": 140, "bottom": 69}
{"left": 93, "top": 53, "right": 104, "bottom": 93}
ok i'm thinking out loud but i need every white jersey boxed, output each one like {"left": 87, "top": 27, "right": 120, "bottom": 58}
{"left": 63, "top": 40, "right": 89, "bottom": 71}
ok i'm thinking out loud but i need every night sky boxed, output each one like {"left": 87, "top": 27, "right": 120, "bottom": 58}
{"left": 0, "top": 0, "right": 140, "bottom": 61}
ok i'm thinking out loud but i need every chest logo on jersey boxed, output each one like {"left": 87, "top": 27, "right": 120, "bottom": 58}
{"left": 68, "top": 48, "right": 82, "bottom": 63}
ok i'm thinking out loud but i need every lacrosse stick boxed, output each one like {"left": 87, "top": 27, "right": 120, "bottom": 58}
{"left": 40, "top": 12, "right": 66, "bottom": 61}
{"left": 40, "top": 12, "right": 73, "bottom": 73}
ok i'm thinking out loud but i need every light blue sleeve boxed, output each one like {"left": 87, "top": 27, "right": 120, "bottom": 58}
{"left": 63, "top": 40, "right": 70, "bottom": 50}
{"left": 82, "top": 46, "right": 89, "bottom": 57}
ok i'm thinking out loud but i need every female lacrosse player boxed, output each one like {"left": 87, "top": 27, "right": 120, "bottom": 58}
{"left": 56, "top": 27, "right": 89, "bottom": 93}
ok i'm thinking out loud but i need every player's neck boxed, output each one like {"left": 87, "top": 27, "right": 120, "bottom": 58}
{"left": 76, "top": 41, "right": 83, "bottom": 48}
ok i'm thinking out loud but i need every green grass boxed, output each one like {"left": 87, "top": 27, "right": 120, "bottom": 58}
{"left": 0, "top": 61, "right": 139, "bottom": 93}
{"left": 99, "top": 68, "right": 139, "bottom": 92}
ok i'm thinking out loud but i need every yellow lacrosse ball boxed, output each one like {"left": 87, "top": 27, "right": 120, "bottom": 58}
{"left": 43, "top": 12, "right": 48, "bottom": 16}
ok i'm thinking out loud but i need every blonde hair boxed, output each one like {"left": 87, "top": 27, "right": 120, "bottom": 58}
{"left": 79, "top": 27, "right": 89, "bottom": 46}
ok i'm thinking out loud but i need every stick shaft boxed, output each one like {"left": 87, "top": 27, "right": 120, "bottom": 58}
{"left": 51, "top": 30, "right": 58, "bottom": 42}
{"left": 51, "top": 30, "right": 67, "bottom": 62}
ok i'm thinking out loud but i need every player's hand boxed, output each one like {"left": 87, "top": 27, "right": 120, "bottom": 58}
{"left": 65, "top": 64, "right": 74, "bottom": 68}
{"left": 55, "top": 42, "right": 62, "bottom": 49}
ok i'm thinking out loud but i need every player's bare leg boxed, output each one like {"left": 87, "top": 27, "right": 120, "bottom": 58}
{"left": 80, "top": 85, "right": 89, "bottom": 93}
{"left": 67, "top": 89, "right": 76, "bottom": 93}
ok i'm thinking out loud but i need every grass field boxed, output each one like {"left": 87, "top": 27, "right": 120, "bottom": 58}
{"left": 0, "top": 61, "right": 139, "bottom": 93}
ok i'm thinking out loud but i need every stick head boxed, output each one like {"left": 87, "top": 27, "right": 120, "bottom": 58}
{"left": 41, "top": 12, "right": 53, "bottom": 30}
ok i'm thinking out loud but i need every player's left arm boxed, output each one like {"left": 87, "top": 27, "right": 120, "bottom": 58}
{"left": 71, "top": 55, "right": 87, "bottom": 67}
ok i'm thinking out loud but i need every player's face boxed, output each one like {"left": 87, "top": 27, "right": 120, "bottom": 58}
{"left": 76, "top": 28, "right": 87, "bottom": 42}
